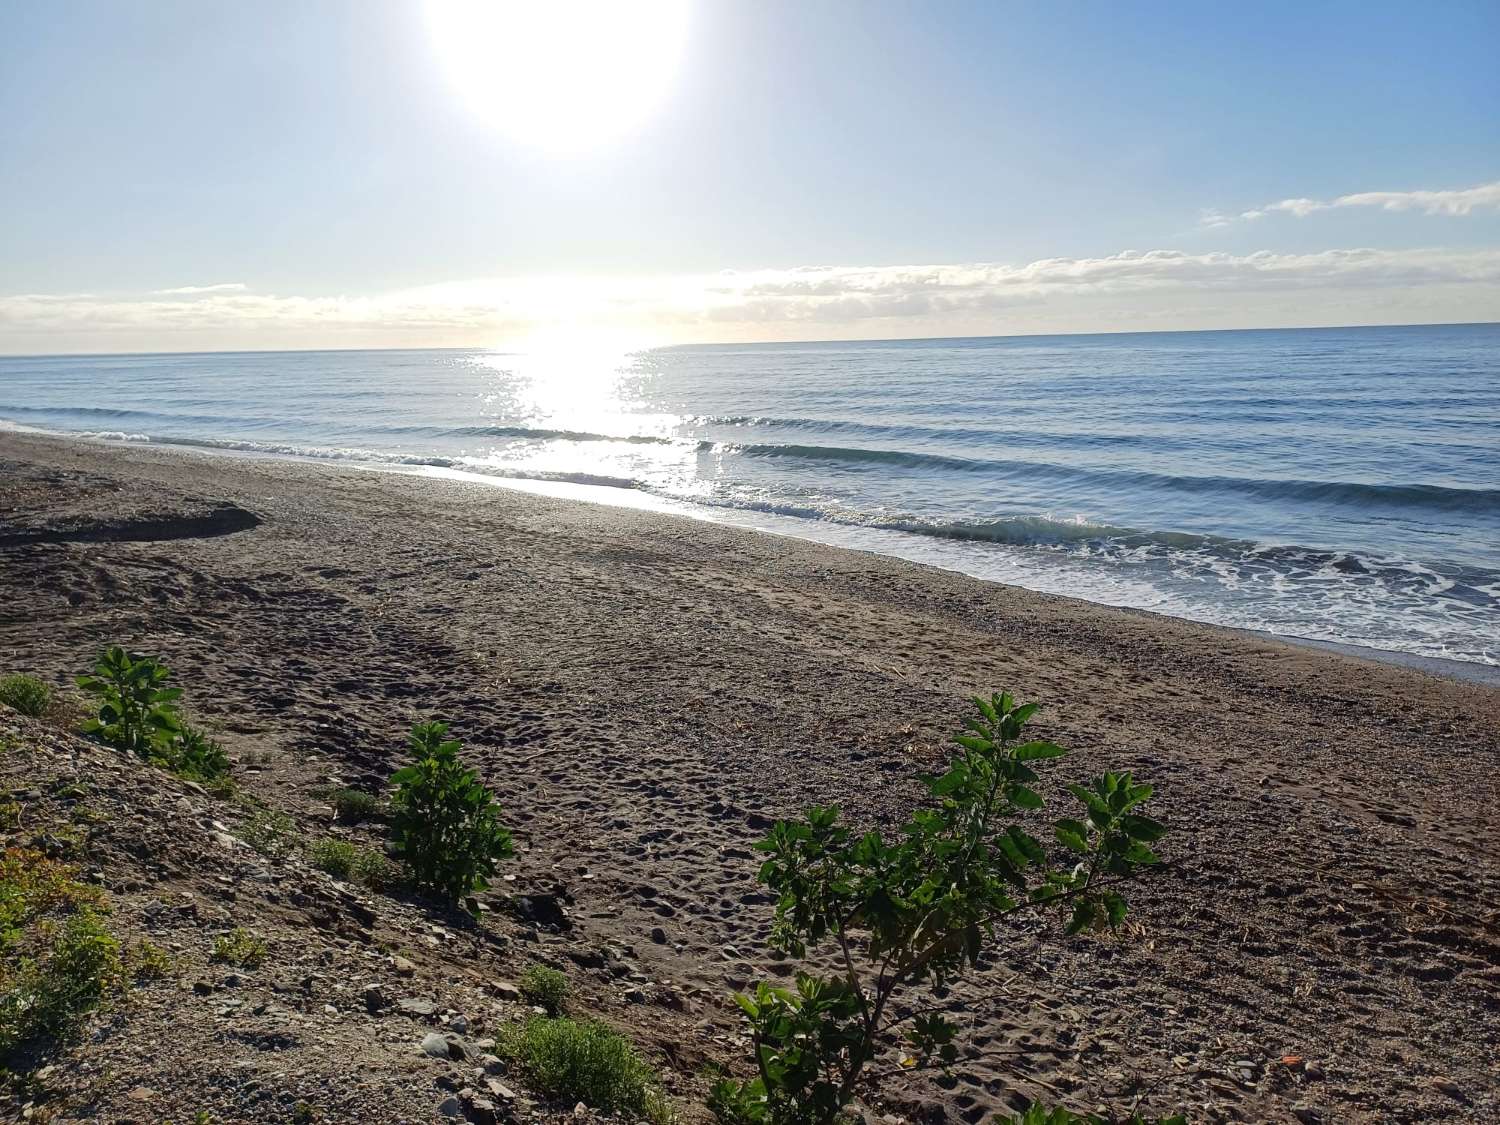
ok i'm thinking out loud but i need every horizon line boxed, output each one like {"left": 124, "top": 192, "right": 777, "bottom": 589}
{"left": 1, "top": 317, "right": 1496, "bottom": 361}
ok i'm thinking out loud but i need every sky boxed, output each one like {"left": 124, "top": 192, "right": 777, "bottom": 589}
{"left": 1, "top": 0, "right": 1498, "bottom": 354}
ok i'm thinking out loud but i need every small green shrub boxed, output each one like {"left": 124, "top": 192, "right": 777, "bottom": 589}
{"left": 390, "top": 721, "right": 513, "bottom": 905}
{"left": 77, "top": 647, "right": 183, "bottom": 757}
{"left": 348, "top": 848, "right": 397, "bottom": 890}
{"left": 710, "top": 692, "right": 1174, "bottom": 1125}
{"left": 332, "top": 788, "right": 381, "bottom": 823}
{"left": 241, "top": 808, "right": 296, "bottom": 859}
{"left": 128, "top": 938, "right": 174, "bottom": 981}
{"left": 309, "top": 838, "right": 357, "bottom": 879}
{"left": 0, "top": 848, "right": 125, "bottom": 1056}
{"left": 520, "top": 964, "right": 569, "bottom": 1014}
{"left": 308, "top": 838, "right": 395, "bottom": 889}
{"left": 0, "top": 675, "right": 51, "bottom": 718}
{"left": 211, "top": 928, "right": 266, "bottom": 968}
{"left": 77, "top": 648, "right": 233, "bottom": 790}
{"left": 169, "top": 726, "right": 231, "bottom": 785}
{"left": 502, "top": 1016, "right": 671, "bottom": 1124}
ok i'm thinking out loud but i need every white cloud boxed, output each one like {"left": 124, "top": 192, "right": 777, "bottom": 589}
{"left": 3, "top": 246, "right": 1498, "bottom": 353}
{"left": 151, "top": 282, "right": 250, "bottom": 295}
{"left": 1213, "top": 180, "right": 1500, "bottom": 225}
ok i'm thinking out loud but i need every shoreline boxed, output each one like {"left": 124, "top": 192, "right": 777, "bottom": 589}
{"left": 3, "top": 427, "right": 1498, "bottom": 1122}
{"left": 8, "top": 422, "right": 1497, "bottom": 687}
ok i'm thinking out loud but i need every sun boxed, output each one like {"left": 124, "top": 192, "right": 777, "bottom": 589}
{"left": 425, "top": 0, "right": 691, "bottom": 153}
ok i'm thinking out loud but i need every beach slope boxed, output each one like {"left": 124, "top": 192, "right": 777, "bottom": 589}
{"left": 1, "top": 430, "right": 1496, "bottom": 1123}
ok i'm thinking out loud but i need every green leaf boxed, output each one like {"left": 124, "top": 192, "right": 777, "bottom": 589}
{"left": 1121, "top": 814, "right": 1167, "bottom": 842}
{"left": 1009, "top": 785, "right": 1044, "bottom": 809}
{"left": 1013, "top": 740, "right": 1067, "bottom": 761}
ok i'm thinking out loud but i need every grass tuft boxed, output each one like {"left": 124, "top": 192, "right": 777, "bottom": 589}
{"left": 0, "top": 675, "right": 52, "bottom": 719}
{"left": 308, "top": 837, "right": 397, "bottom": 890}
{"left": 520, "top": 964, "right": 569, "bottom": 1014}
{"left": 211, "top": 928, "right": 267, "bottom": 968}
{"left": 240, "top": 808, "right": 296, "bottom": 859}
{"left": 0, "top": 848, "right": 124, "bottom": 1055}
{"left": 502, "top": 1016, "right": 672, "bottom": 1124}
{"left": 331, "top": 788, "right": 381, "bottom": 823}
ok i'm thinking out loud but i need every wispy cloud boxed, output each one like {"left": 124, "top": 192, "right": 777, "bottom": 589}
{"left": 151, "top": 282, "right": 249, "bottom": 295}
{"left": 3, "top": 246, "right": 1498, "bottom": 352}
{"left": 1204, "top": 180, "right": 1500, "bottom": 227}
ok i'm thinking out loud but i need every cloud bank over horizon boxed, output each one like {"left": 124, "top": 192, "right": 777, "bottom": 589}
{"left": 3, "top": 245, "right": 1498, "bottom": 354}
{"left": 1202, "top": 179, "right": 1500, "bottom": 228}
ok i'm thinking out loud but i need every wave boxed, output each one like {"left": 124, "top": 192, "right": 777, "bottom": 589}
{"left": 710, "top": 441, "right": 1500, "bottom": 513}
{"left": 447, "top": 425, "right": 674, "bottom": 445}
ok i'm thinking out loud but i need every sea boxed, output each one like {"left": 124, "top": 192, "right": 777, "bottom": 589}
{"left": 2, "top": 323, "right": 1497, "bottom": 670}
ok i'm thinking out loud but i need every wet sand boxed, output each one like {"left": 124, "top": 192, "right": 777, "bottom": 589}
{"left": 2, "top": 428, "right": 1497, "bottom": 1123}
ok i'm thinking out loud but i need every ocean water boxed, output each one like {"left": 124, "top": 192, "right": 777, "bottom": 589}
{"left": 2, "top": 323, "right": 1497, "bottom": 667}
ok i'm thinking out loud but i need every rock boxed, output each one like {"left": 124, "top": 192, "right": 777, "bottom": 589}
{"left": 480, "top": 1054, "right": 505, "bottom": 1075}
{"left": 391, "top": 954, "right": 417, "bottom": 976}
{"left": 514, "top": 891, "right": 572, "bottom": 931}
{"left": 450, "top": 1014, "right": 469, "bottom": 1034}
{"left": 467, "top": 1095, "right": 499, "bottom": 1125}
{"left": 623, "top": 987, "right": 647, "bottom": 1004}
{"left": 400, "top": 997, "right": 439, "bottom": 1017}
{"left": 493, "top": 982, "right": 522, "bottom": 1002}
{"left": 1431, "top": 1078, "right": 1464, "bottom": 1100}
{"left": 437, "top": 1095, "right": 463, "bottom": 1118}
{"left": 649, "top": 926, "right": 668, "bottom": 944}
{"left": 127, "top": 1087, "right": 154, "bottom": 1102}
{"left": 422, "top": 1032, "right": 454, "bottom": 1059}
{"left": 1291, "top": 1104, "right": 1323, "bottom": 1123}
{"left": 363, "top": 983, "right": 390, "bottom": 1013}
{"left": 566, "top": 948, "right": 605, "bottom": 969}
{"left": 486, "top": 1079, "right": 517, "bottom": 1100}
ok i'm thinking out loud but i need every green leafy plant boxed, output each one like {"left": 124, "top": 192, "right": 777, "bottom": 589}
{"left": 0, "top": 675, "right": 51, "bottom": 718}
{"left": 520, "top": 964, "right": 569, "bottom": 1014}
{"left": 502, "top": 1016, "right": 672, "bottom": 1124}
{"left": 77, "top": 647, "right": 184, "bottom": 758}
{"left": 389, "top": 721, "right": 513, "bottom": 905}
{"left": 76, "top": 648, "right": 232, "bottom": 790}
{"left": 211, "top": 928, "right": 267, "bottom": 968}
{"left": 709, "top": 693, "right": 1172, "bottom": 1125}
{"left": 332, "top": 788, "right": 382, "bottom": 823}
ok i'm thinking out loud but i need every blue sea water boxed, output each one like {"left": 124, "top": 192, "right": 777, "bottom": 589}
{"left": 2, "top": 323, "right": 1497, "bottom": 666}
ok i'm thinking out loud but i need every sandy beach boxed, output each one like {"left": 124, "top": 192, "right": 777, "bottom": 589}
{"left": 2, "top": 427, "right": 1497, "bottom": 1123}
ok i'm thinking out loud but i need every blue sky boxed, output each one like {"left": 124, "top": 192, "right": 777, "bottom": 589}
{"left": 1, "top": 0, "right": 1497, "bottom": 352}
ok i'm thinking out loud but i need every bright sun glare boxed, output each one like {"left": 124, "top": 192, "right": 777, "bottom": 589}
{"left": 425, "top": 0, "right": 691, "bottom": 153}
